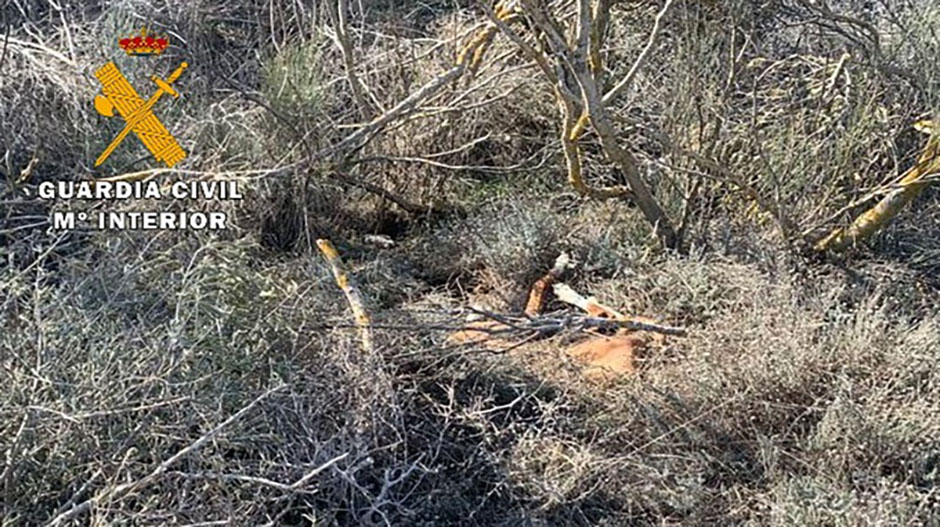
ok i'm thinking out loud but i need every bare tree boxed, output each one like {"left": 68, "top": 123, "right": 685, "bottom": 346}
{"left": 324, "top": 0, "right": 681, "bottom": 247}
{"left": 476, "top": 0, "right": 680, "bottom": 248}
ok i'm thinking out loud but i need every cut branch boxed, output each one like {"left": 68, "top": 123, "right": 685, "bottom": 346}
{"left": 317, "top": 239, "right": 374, "bottom": 353}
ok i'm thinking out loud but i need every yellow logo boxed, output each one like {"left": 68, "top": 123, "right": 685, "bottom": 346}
{"left": 93, "top": 61, "right": 188, "bottom": 168}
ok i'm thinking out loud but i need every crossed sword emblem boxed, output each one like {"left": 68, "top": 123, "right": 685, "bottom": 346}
{"left": 93, "top": 61, "right": 188, "bottom": 168}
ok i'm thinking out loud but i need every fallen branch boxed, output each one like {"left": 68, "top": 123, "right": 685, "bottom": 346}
{"left": 458, "top": 308, "right": 688, "bottom": 339}
{"left": 317, "top": 239, "right": 374, "bottom": 353}
{"left": 542, "top": 314, "right": 688, "bottom": 337}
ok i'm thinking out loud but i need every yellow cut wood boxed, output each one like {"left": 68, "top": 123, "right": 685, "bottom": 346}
{"left": 316, "top": 239, "right": 373, "bottom": 353}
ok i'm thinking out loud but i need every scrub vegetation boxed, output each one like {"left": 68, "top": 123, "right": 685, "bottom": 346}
{"left": 2, "top": 1, "right": 940, "bottom": 525}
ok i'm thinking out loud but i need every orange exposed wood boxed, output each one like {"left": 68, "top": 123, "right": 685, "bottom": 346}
{"left": 448, "top": 255, "right": 671, "bottom": 380}
{"left": 567, "top": 332, "right": 645, "bottom": 379}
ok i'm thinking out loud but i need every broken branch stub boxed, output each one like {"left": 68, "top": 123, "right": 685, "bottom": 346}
{"left": 524, "top": 252, "right": 571, "bottom": 316}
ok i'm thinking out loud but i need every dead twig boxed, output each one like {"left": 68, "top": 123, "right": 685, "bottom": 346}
{"left": 44, "top": 385, "right": 286, "bottom": 527}
{"left": 168, "top": 452, "right": 349, "bottom": 493}
{"left": 1, "top": 412, "right": 29, "bottom": 518}
{"left": 601, "top": 0, "right": 677, "bottom": 105}
{"left": 326, "top": 0, "right": 372, "bottom": 119}
{"left": 454, "top": 309, "right": 688, "bottom": 339}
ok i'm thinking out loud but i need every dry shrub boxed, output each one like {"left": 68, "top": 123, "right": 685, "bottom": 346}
{"left": 595, "top": 0, "right": 940, "bottom": 247}
{"left": 404, "top": 197, "right": 570, "bottom": 312}
{"left": 4, "top": 1, "right": 940, "bottom": 525}
{"left": 0, "top": 233, "right": 408, "bottom": 525}
{"left": 5, "top": 202, "right": 940, "bottom": 525}
{"left": 328, "top": 10, "right": 559, "bottom": 211}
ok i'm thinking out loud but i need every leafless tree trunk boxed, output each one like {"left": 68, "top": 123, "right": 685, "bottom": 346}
{"left": 479, "top": 0, "right": 680, "bottom": 248}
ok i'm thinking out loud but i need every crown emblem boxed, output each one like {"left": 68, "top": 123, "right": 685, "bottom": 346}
{"left": 119, "top": 27, "right": 169, "bottom": 56}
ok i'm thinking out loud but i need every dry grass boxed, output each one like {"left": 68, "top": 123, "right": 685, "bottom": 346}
{"left": 3, "top": 0, "right": 940, "bottom": 525}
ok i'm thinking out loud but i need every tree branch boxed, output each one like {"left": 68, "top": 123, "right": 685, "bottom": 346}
{"left": 602, "top": 0, "right": 676, "bottom": 105}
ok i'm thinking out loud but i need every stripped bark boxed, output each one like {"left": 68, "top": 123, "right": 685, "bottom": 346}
{"left": 317, "top": 239, "right": 373, "bottom": 353}
{"left": 815, "top": 126, "right": 940, "bottom": 252}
